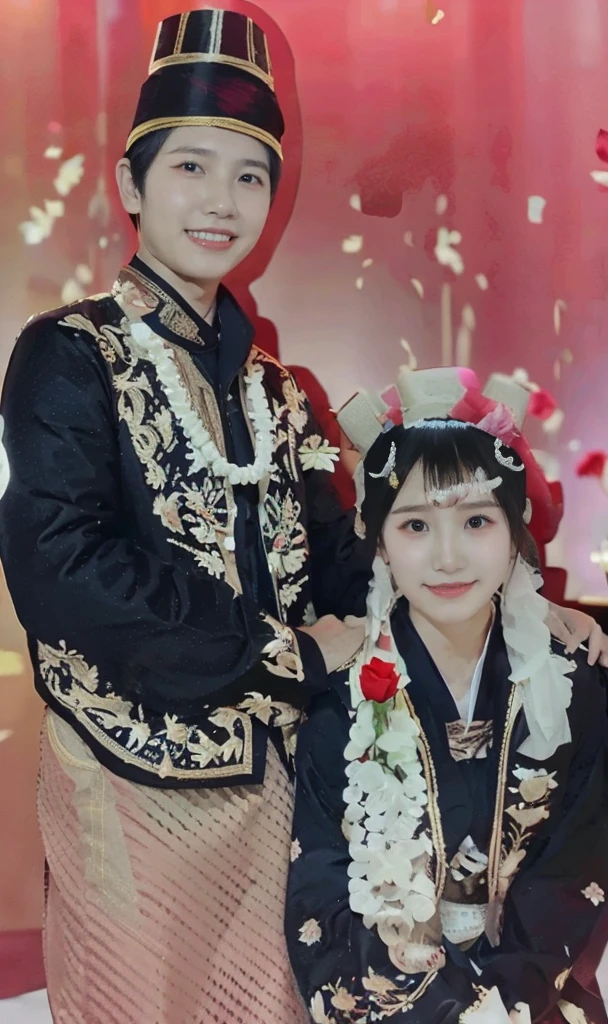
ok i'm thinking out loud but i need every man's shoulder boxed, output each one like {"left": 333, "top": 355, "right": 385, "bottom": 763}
{"left": 18, "top": 291, "right": 120, "bottom": 348}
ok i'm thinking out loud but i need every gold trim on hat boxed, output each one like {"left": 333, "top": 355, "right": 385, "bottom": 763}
{"left": 246, "top": 17, "right": 255, "bottom": 65}
{"left": 173, "top": 12, "right": 189, "bottom": 55}
{"left": 209, "top": 8, "right": 224, "bottom": 54}
{"left": 148, "top": 21, "right": 163, "bottom": 75}
{"left": 148, "top": 51, "right": 275, "bottom": 90}
{"left": 126, "top": 115, "right": 283, "bottom": 159}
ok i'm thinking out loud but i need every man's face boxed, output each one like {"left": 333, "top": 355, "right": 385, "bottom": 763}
{"left": 119, "top": 125, "right": 273, "bottom": 286}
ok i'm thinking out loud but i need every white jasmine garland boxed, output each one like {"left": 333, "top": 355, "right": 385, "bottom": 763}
{"left": 128, "top": 321, "right": 274, "bottom": 487}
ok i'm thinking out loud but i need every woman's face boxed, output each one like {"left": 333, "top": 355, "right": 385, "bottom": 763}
{"left": 117, "top": 125, "right": 272, "bottom": 286}
{"left": 382, "top": 461, "right": 514, "bottom": 628}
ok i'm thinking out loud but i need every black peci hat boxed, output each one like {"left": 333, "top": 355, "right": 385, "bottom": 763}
{"left": 126, "top": 7, "right": 284, "bottom": 159}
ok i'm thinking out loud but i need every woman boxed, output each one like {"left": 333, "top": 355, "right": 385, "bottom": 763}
{"left": 286, "top": 369, "right": 608, "bottom": 1023}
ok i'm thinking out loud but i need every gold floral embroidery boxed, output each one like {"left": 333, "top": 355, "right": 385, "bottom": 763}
{"left": 308, "top": 969, "right": 439, "bottom": 1023}
{"left": 555, "top": 967, "right": 572, "bottom": 991}
{"left": 37, "top": 640, "right": 254, "bottom": 781}
{"left": 558, "top": 1000, "right": 592, "bottom": 1024}
{"left": 299, "top": 434, "right": 340, "bottom": 473}
{"left": 260, "top": 615, "right": 305, "bottom": 680}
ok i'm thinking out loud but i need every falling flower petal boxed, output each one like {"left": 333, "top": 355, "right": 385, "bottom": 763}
{"left": 45, "top": 199, "right": 65, "bottom": 218}
{"left": 61, "top": 278, "right": 86, "bottom": 305}
{"left": 0, "top": 651, "right": 24, "bottom": 676}
{"left": 462, "top": 304, "right": 476, "bottom": 330}
{"left": 0, "top": 730, "right": 13, "bottom": 744}
{"left": 528, "top": 388, "right": 558, "bottom": 421}
{"left": 362, "top": 258, "right": 373, "bottom": 268}
{"left": 542, "top": 409, "right": 564, "bottom": 435}
{"left": 54, "top": 154, "right": 85, "bottom": 197}
{"left": 435, "top": 194, "right": 448, "bottom": 215}
{"left": 590, "top": 170, "right": 608, "bottom": 188}
{"left": 553, "top": 299, "right": 567, "bottom": 335}
{"left": 403, "top": 231, "right": 414, "bottom": 247}
{"left": 349, "top": 194, "right": 362, "bottom": 211}
{"left": 400, "top": 339, "right": 418, "bottom": 370}
{"left": 410, "top": 278, "right": 424, "bottom": 298}
{"left": 75, "top": 264, "right": 93, "bottom": 285}
{"left": 576, "top": 451, "right": 607, "bottom": 478}
{"left": 342, "top": 234, "right": 364, "bottom": 254}
{"left": 475, "top": 273, "right": 489, "bottom": 291}
{"left": 19, "top": 205, "right": 54, "bottom": 245}
{"left": 527, "top": 196, "right": 547, "bottom": 224}
{"left": 355, "top": 276, "right": 364, "bottom": 290}
{"left": 435, "top": 227, "right": 464, "bottom": 275}
{"left": 44, "top": 146, "right": 63, "bottom": 160}
{"left": 596, "top": 129, "right": 608, "bottom": 163}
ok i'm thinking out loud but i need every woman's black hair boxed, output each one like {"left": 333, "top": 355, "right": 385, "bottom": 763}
{"left": 361, "top": 420, "right": 537, "bottom": 563}
{"left": 124, "top": 128, "right": 283, "bottom": 229}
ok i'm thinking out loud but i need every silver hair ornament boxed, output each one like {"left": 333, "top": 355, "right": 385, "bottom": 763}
{"left": 494, "top": 437, "right": 524, "bottom": 472}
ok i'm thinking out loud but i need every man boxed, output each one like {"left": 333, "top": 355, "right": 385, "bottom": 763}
{"left": 0, "top": 9, "right": 367, "bottom": 1021}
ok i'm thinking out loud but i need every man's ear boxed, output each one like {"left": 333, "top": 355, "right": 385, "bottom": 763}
{"left": 116, "top": 158, "right": 141, "bottom": 216}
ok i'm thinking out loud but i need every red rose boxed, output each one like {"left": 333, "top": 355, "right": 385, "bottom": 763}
{"left": 360, "top": 657, "right": 400, "bottom": 703}
{"left": 528, "top": 388, "right": 558, "bottom": 421}
{"left": 576, "top": 450, "right": 608, "bottom": 478}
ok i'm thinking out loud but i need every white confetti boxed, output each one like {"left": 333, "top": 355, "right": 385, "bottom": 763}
{"left": 362, "top": 258, "right": 373, "bottom": 268}
{"left": 44, "top": 146, "right": 63, "bottom": 160}
{"left": 410, "top": 278, "right": 424, "bottom": 298}
{"left": 18, "top": 205, "right": 54, "bottom": 245}
{"left": 54, "top": 153, "right": 85, "bottom": 197}
{"left": 99, "top": 236, "right": 108, "bottom": 249}
{"left": 532, "top": 449, "right": 560, "bottom": 483}
{"left": 431, "top": 8, "right": 445, "bottom": 23}
{"left": 400, "top": 339, "right": 418, "bottom": 370}
{"left": 435, "top": 227, "right": 464, "bottom": 275}
{"left": 0, "top": 730, "right": 13, "bottom": 745}
{"left": 435, "top": 194, "right": 448, "bottom": 215}
{"left": 562, "top": 348, "right": 573, "bottom": 364}
{"left": 462, "top": 304, "right": 476, "bottom": 330}
{"left": 567, "top": 440, "right": 581, "bottom": 453}
{"left": 0, "top": 651, "right": 24, "bottom": 676}
{"left": 61, "top": 279, "right": 86, "bottom": 305}
{"left": 349, "top": 194, "right": 362, "bottom": 212}
{"left": 355, "top": 277, "right": 364, "bottom": 290}
{"left": 553, "top": 299, "right": 567, "bottom": 335}
{"left": 511, "top": 368, "right": 531, "bottom": 386}
{"left": 590, "top": 170, "right": 608, "bottom": 187}
{"left": 45, "top": 199, "right": 65, "bottom": 219}
{"left": 342, "top": 234, "right": 364, "bottom": 254}
{"left": 553, "top": 359, "right": 561, "bottom": 381}
{"left": 403, "top": 231, "right": 414, "bottom": 247}
{"left": 75, "top": 264, "right": 93, "bottom": 285}
{"left": 475, "top": 273, "right": 489, "bottom": 291}
{"left": 542, "top": 409, "right": 564, "bottom": 435}
{"left": 527, "top": 196, "right": 546, "bottom": 224}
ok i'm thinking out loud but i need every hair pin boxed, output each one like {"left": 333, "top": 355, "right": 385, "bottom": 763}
{"left": 494, "top": 437, "right": 524, "bottom": 472}
{"left": 369, "top": 441, "right": 397, "bottom": 483}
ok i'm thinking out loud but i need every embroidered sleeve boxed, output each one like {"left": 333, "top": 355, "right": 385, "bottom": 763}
{"left": 0, "top": 319, "right": 328, "bottom": 719}
{"left": 476, "top": 662, "right": 608, "bottom": 1022}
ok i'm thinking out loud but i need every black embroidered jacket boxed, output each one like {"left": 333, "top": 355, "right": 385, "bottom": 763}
{"left": 0, "top": 259, "right": 371, "bottom": 787}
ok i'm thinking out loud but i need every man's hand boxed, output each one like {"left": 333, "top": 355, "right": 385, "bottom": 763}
{"left": 546, "top": 602, "right": 608, "bottom": 667}
{"left": 299, "top": 615, "right": 365, "bottom": 674}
